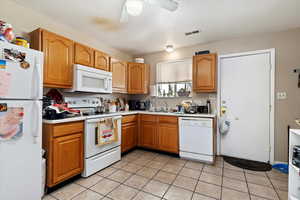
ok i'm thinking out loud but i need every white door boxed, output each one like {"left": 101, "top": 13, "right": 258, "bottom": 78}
{"left": 220, "top": 51, "right": 273, "bottom": 163}
{"left": 0, "top": 42, "right": 43, "bottom": 100}
{"left": 0, "top": 100, "right": 42, "bottom": 200}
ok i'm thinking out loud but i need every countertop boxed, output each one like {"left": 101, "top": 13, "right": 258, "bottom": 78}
{"left": 43, "top": 111, "right": 216, "bottom": 124}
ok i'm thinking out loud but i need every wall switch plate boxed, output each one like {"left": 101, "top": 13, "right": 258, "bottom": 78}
{"left": 277, "top": 92, "right": 287, "bottom": 100}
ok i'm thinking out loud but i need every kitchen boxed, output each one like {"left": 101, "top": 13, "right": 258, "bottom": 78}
{"left": 0, "top": 0, "right": 299, "bottom": 200}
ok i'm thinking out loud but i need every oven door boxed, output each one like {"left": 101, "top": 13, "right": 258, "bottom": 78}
{"left": 85, "top": 116, "right": 121, "bottom": 158}
{"left": 75, "top": 66, "right": 112, "bottom": 93}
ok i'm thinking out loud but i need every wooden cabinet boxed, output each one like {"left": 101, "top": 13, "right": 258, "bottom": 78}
{"left": 94, "top": 50, "right": 110, "bottom": 71}
{"left": 157, "top": 116, "right": 179, "bottom": 153}
{"left": 30, "top": 29, "right": 74, "bottom": 88}
{"left": 121, "top": 115, "right": 138, "bottom": 153}
{"left": 193, "top": 53, "right": 217, "bottom": 92}
{"left": 138, "top": 115, "right": 178, "bottom": 153}
{"left": 43, "top": 121, "right": 84, "bottom": 187}
{"left": 112, "top": 59, "right": 127, "bottom": 93}
{"left": 74, "top": 43, "right": 94, "bottom": 67}
{"left": 52, "top": 133, "right": 83, "bottom": 184}
{"left": 140, "top": 121, "right": 158, "bottom": 149}
{"left": 127, "top": 62, "right": 149, "bottom": 94}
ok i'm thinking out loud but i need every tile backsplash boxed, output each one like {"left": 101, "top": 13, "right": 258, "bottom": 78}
{"left": 43, "top": 88, "right": 217, "bottom": 114}
{"left": 130, "top": 92, "right": 217, "bottom": 114}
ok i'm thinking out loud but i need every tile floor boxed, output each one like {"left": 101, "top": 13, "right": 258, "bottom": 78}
{"left": 43, "top": 150, "right": 288, "bottom": 200}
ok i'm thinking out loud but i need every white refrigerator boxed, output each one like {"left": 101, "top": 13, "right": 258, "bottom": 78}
{"left": 0, "top": 42, "right": 43, "bottom": 200}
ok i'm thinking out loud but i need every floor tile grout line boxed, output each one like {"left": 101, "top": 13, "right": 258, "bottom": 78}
{"left": 243, "top": 167, "right": 252, "bottom": 200}
{"left": 191, "top": 162, "right": 205, "bottom": 200}
{"left": 161, "top": 160, "right": 186, "bottom": 200}
{"left": 104, "top": 153, "right": 160, "bottom": 200}
{"left": 266, "top": 171, "right": 282, "bottom": 200}
{"left": 128, "top": 155, "right": 165, "bottom": 200}
{"left": 220, "top": 159, "right": 224, "bottom": 200}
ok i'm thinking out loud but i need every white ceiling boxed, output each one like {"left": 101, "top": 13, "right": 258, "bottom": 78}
{"left": 12, "top": 0, "right": 300, "bottom": 55}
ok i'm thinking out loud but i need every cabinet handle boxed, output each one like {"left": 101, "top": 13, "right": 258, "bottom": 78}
{"left": 95, "top": 127, "right": 98, "bottom": 145}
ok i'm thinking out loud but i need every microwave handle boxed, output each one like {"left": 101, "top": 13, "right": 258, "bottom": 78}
{"left": 104, "top": 78, "right": 108, "bottom": 90}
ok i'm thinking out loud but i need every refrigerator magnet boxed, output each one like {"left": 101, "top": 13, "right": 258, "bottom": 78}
{"left": 0, "top": 103, "right": 7, "bottom": 112}
{"left": 0, "top": 107, "right": 24, "bottom": 141}
{"left": 0, "top": 71, "right": 11, "bottom": 96}
{"left": 20, "top": 60, "right": 30, "bottom": 69}
{"left": 0, "top": 59, "right": 6, "bottom": 69}
{"left": 4, "top": 48, "right": 26, "bottom": 63}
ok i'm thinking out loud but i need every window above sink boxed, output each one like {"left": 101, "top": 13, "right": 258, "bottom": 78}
{"left": 156, "top": 58, "right": 192, "bottom": 98}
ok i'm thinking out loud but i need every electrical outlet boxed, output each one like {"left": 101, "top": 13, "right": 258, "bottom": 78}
{"left": 277, "top": 92, "right": 287, "bottom": 100}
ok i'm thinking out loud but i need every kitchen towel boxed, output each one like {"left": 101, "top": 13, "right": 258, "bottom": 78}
{"left": 96, "top": 118, "right": 118, "bottom": 146}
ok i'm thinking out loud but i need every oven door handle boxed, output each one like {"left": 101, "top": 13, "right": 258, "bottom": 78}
{"left": 87, "top": 116, "right": 122, "bottom": 123}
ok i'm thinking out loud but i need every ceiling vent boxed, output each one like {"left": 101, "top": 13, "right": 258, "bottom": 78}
{"left": 185, "top": 30, "right": 200, "bottom": 36}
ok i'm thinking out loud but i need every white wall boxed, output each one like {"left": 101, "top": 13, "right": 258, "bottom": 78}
{"left": 0, "top": 0, "right": 133, "bottom": 61}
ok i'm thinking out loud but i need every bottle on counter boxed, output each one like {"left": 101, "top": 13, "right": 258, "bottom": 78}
{"left": 207, "top": 100, "right": 211, "bottom": 114}
{"left": 125, "top": 103, "right": 129, "bottom": 112}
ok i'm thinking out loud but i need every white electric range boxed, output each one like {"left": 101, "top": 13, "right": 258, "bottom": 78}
{"left": 65, "top": 97, "right": 121, "bottom": 177}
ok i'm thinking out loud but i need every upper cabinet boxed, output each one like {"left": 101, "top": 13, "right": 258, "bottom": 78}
{"left": 127, "top": 62, "right": 149, "bottom": 94}
{"left": 193, "top": 53, "right": 217, "bottom": 92}
{"left": 111, "top": 59, "right": 127, "bottom": 93}
{"left": 94, "top": 50, "right": 111, "bottom": 71}
{"left": 74, "top": 43, "right": 94, "bottom": 67}
{"left": 30, "top": 29, "right": 74, "bottom": 88}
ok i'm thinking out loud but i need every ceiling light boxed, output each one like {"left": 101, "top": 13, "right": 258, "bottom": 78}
{"left": 126, "top": 0, "right": 144, "bottom": 16}
{"left": 165, "top": 45, "right": 174, "bottom": 53}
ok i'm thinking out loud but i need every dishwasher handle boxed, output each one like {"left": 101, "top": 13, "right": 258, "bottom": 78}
{"left": 179, "top": 117, "right": 213, "bottom": 127}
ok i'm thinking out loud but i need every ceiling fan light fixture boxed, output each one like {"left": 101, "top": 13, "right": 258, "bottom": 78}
{"left": 165, "top": 45, "right": 174, "bottom": 53}
{"left": 126, "top": 0, "right": 144, "bottom": 16}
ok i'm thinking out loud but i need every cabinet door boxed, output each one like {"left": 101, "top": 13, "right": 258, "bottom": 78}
{"left": 139, "top": 121, "right": 157, "bottom": 149}
{"left": 193, "top": 54, "right": 217, "bottom": 92}
{"left": 112, "top": 60, "right": 127, "bottom": 93}
{"left": 52, "top": 133, "right": 83, "bottom": 184}
{"left": 158, "top": 124, "right": 179, "bottom": 153}
{"left": 94, "top": 50, "right": 110, "bottom": 71}
{"left": 121, "top": 123, "right": 137, "bottom": 153}
{"left": 74, "top": 43, "right": 94, "bottom": 67}
{"left": 127, "top": 63, "right": 149, "bottom": 94}
{"left": 42, "top": 30, "right": 74, "bottom": 88}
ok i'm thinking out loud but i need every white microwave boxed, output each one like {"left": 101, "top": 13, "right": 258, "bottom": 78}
{"left": 65, "top": 64, "right": 112, "bottom": 93}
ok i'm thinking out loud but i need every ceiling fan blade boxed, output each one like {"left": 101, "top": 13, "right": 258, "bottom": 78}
{"left": 145, "top": 0, "right": 178, "bottom": 11}
{"left": 120, "top": 0, "right": 129, "bottom": 23}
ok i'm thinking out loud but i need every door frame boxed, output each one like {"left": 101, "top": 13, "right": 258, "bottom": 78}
{"left": 216, "top": 49, "right": 275, "bottom": 164}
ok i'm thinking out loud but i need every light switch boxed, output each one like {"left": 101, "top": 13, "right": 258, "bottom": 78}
{"left": 277, "top": 92, "right": 287, "bottom": 100}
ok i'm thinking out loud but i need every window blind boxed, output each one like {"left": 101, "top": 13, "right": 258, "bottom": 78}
{"left": 156, "top": 59, "right": 192, "bottom": 83}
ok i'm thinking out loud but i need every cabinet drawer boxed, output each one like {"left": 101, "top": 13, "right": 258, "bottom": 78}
{"left": 122, "top": 115, "right": 137, "bottom": 124}
{"left": 53, "top": 121, "right": 84, "bottom": 137}
{"left": 141, "top": 114, "right": 157, "bottom": 122}
{"left": 158, "top": 116, "right": 178, "bottom": 124}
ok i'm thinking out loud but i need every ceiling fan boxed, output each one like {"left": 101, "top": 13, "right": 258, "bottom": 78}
{"left": 120, "top": 0, "right": 179, "bottom": 23}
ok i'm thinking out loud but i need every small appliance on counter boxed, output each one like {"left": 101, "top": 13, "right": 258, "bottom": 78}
{"left": 197, "top": 105, "right": 209, "bottom": 114}
{"left": 128, "top": 100, "right": 150, "bottom": 111}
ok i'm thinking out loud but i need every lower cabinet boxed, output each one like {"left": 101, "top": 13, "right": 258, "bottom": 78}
{"left": 43, "top": 121, "right": 84, "bottom": 187}
{"left": 138, "top": 115, "right": 179, "bottom": 153}
{"left": 121, "top": 115, "right": 138, "bottom": 153}
{"left": 140, "top": 121, "right": 158, "bottom": 149}
{"left": 158, "top": 123, "right": 179, "bottom": 154}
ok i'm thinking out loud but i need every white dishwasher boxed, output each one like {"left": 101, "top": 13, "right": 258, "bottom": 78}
{"left": 179, "top": 117, "right": 214, "bottom": 163}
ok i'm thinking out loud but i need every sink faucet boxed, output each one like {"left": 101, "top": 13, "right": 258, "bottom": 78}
{"left": 164, "top": 101, "right": 169, "bottom": 112}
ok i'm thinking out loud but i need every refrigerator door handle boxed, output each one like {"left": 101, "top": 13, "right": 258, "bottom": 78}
{"left": 32, "top": 101, "right": 41, "bottom": 144}
{"left": 32, "top": 57, "right": 42, "bottom": 99}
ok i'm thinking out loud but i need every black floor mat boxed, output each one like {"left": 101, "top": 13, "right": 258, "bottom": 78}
{"left": 223, "top": 156, "right": 272, "bottom": 171}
